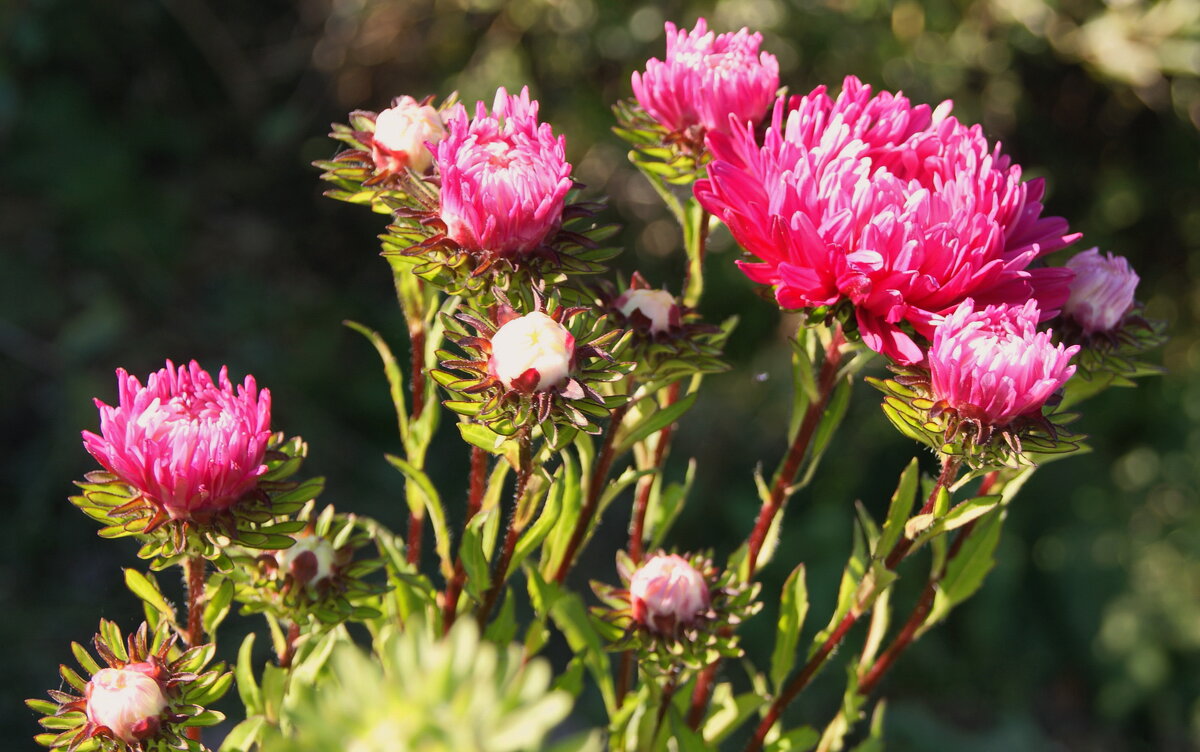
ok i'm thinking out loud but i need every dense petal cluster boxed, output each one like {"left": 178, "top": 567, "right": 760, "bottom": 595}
{"left": 85, "top": 663, "right": 168, "bottom": 744}
{"left": 929, "top": 299, "right": 1078, "bottom": 428}
{"left": 435, "top": 87, "right": 573, "bottom": 257}
{"left": 370, "top": 95, "right": 446, "bottom": 176}
{"left": 1063, "top": 248, "right": 1140, "bottom": 334}
{"left": 632, "top": 18, "right": 779, "bottom": 136}
{"left": 82, "top": 360, "right": 272, "bottom": 523}
{"left": 629, "top": 553, "right": 711, "bottom": 635}
{"left": 696, "top": 76, "right": 1077, "bottom": 363}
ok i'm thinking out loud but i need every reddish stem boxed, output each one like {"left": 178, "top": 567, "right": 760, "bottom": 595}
{"left": 183, "top": 556, "right": 206, "bottom": 743}
{"left": 744, "top": 328, "right": 846, "bottom": 578}
{"left": 553, "top": 403, "right": 631, "bottom": 585}
{"left": 404, "top": 325, "right": 427, "bottom": 567}
{"left": 616, "top": 650, "right": 635, "bottom": 706}
{"left": 883, "top": 454, "right": 963, "bottom": 570}
{"left": 477, "top": 432, "right": 532, "bottom": 626}
{"left": 277, "top": 621, "right": 301, "bottom": 669}
{"left": 443, "top": 446, "right": 490, "bottom": 631}
{"left": 629, "top": 381, "right": 682, "bottom": 563}
{"left": 859, "top": 516, "right": 980, "bottom": 696}
{"left": 746, "top": 610, "right": 859, "bottom": 752}
{"left": 686, "top": 661, "right": 716, "bottom": 729}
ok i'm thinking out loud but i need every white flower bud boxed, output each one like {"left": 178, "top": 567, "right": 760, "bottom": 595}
{"left": 488, "top": 312, "right": 575, "bottom": 392}
{"left": 276, "top": 535, "right": 336, "bottom": 586}
{"left": 1064, "top": 248, "right": 1139, "bottom": 334}
{"left": 629, "top": 554, "right": 710, "bottom": 635}
{"left": 616, "top": 288, "right": 679, "bottom": 334}
{"left": 86, "top": 664, "right": 168, "bottom": 743}
{"left": 372, "top": 96, "right": 447, "bottom": 175}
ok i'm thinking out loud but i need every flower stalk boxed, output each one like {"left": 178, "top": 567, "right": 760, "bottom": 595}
{"left": 478, "top": 428, "right": 533, "bottom": 626}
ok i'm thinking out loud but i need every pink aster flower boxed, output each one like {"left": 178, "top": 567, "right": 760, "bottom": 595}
{"left": 434, "top": 87, "right": 573, "bottom": 257}
{"left": 1062, "top": 248, "right": 1139, "bottom": 334}
{"left": 695, "top": 76, "right": 1078, "bottom": 364}
{"left": 82, "top": 360, "right": 272, "bottom": 524}
{"left": 632, "top": 18, "right": 779, "bottom": 138}
{"left": 929, "top": 299, "right": 1078, "bottom": 429}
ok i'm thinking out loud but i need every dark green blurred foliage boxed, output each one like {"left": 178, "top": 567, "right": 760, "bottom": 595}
{"left": 3, "top": 0, "right": 1197, "bottom": 749}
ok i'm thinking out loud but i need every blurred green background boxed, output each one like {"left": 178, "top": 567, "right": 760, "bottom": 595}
{"left": 3, "top": 0, "right": 1198, "bottom": 748}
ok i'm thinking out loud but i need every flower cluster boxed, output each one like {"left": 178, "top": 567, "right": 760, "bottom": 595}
{"left": 696, "top": 76, "right": 1078, "bottom": 364}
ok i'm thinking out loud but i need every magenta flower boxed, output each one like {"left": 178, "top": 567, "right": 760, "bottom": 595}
{"left": 1062, "top": 248, "right": 1140, "bottom": 334}
{"left": 82, "top": 360, "right": 272, "bottom": 524}
{"left": 434, "top": 87, "right": 573, "bottom": 257}
{"left": 929, "top": 299, "right": 1078, "bottom": 429}
{"left": 695, "top": 76, "right": 1078, "bottom": 364}
{"left": 632, "top": 18, "right": 779, "bottom": 138}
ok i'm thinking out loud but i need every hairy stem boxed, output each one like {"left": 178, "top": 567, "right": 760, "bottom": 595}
{"left": 553, "top": 402, "right": 631, "bottom": 585}
{"left": 443, "top": 446, "right": 490, "bottom": 632}
{"left": 183, "top": 555, "right": 206, "bottom": 743}
{"left": 404, "top": 324, "right": 427, "bottom": 567}
{"left": 629, "top": 381, "right": 682, "bottom": 563}
{"left": 477, "top": 431, "right": 532, "bottom": 626}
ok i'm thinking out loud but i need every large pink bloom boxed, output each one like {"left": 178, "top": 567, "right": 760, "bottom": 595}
{"left": 929, "top": 299, "right": 1078, "bottom": 428}
{"left": 631, "top": 18, "right": 779, "bottom": 136}
{"left": 435, "top": 87, "right": 572, "bottom": 257}
{"left": 695, "top": 76, "right": 1078, "bottom": 363}
{"left": 82, "top": 360, "right": 272, "bottom": 522}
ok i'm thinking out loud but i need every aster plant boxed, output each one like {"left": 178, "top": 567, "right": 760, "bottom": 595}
{"left": 31, "top": 12, "right": 1168, "bottom": 752}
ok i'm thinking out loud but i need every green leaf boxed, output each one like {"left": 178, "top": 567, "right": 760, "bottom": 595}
{"left": 344, "top": 320, "right": 408, "bottom": 439}
{"left": 386, "top": 453, "right": 453, "bottom": 578}
{"left": 765, "top": 726, "right": 820, "bottom": 751}
{"left": 460, "top": 510, "right": 493, "bottom": 601}
{"left": 218, "top": 715, "right": 267, "bottom": 752}
{"left": 458, "top": 422, "right": 514, "bottom": 455}
{"left": 235, "top": 633, "right": 262, "bottom": 716}
{"left": 702, "top": 683, "right": 766, "bottom": 745}
{"left": 203, "top": 576, "right": 234, "bottom": 637}
{"left": 540, "top": 573, "right": 615, "bottom": 716}
{"left": 770, "top": 564, "right": 810, "bottom": 690}
{"left": 922, "top": 506, "right": 1006, "bottom": 632}
{"left": 795, "top": 378, "right": 853, "bottom": 490}
{"left": 876, "top": 458, "right": 919, "bottom": 561}
{"left": 617, "top": 390, "right": 698, "bottom": 452}
{"left": 646, "top": 459, "right": 695, "bottom": 552}
{"left": 123, "top": 569, "right": 176, "bottom": 623}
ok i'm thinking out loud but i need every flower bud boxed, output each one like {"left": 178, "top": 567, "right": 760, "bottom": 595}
{"left": 276, "top": 535, "right": 336, "bottom": 587}
{"left": 629, "top": 554, "right": 710, "bottom": 635}
{"left": 85, "top": 664, "right": 168, "bottom": 744}
{"left": 371, "top": 96, "right": 447, "bottom": 176}
{"left": 616, "top": 288, "right": 679, "bottom": 334}
{"left": 1063, "top": 248, "right": 1139, "bottom": 334}
{"left": 488, "top": 312, "right": 575, "bottom": 393}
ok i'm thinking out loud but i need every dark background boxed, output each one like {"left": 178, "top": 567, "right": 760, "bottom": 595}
{"left": 3, "top": 0, "right": 1198, "bottom": 749}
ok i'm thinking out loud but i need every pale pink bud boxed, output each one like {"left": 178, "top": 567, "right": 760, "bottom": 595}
{"left": 629, "top": 554, "right": 710, "bottom": 635}
{"left": 371, "top": 96, "right": 446, "bottom": 175}
{"left": 929, "top": 299, "right": 1078, "bottom": 428}
{"left": 276, "top": 536, "right": 336, "bottom": 586}
{"left": 1063, "top": 248, "right": 1139, "bottom": 334}
{"left": 85, "top": 664, "right": 168, "bottom": 744}
{"left": 488, "top": 312, "right": 575, "bottom": 393}
{"left": 616, "top": 288, "right": 679, "bottom": 334}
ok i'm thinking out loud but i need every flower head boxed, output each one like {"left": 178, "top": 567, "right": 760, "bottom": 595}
{"left": 615, "top": 288, "right": 680, "bottom": 335}
{"left": 488, "top": 311, "right": 576, "bottom": 392}
{"left": 629, "top": 553, "right": 711, "bottom": 635}
{"left": 370, "top": 95, "right": 447, "bottom": 176}
{"left": 435, "top": 87, "right": 573, "bottom": 257}
{"left": 695, "top": 76, "right": 1078, "bottom": 364}
{"left": 632, "top": 18, "right": 778, "bottom": 139}
{"left": 82, "top": 360, "right": 272, "bottom": 524}
{"left": 1063, "top": 248, "right": 1139, "bottom": 335}
{"left": 929, "top": 299, "right": 1078, "bottom": 431}
{"left": 85, "top": 664, "right": 167, "bottom": 744}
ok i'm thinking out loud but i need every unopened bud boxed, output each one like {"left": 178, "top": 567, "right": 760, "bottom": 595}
{"left": 616, "top": 288, "right": 679, "bottom": 334}
{"left": 629, "top": 554, "right": 710, "bottom": 635}
{"left": 1063, "top": 248, "right": 1139, "bottom": 334}
{"left": 85, "top": 663, "right": 167, "bottom": 744}
{"left": 488, "top": 312, "right": 575, "bottom": 392}
{"left": 277, "top": 536, "right": 336, "bottom": 587}
{"left": 372, "top": 96, "right": 446, "bottom": 175}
